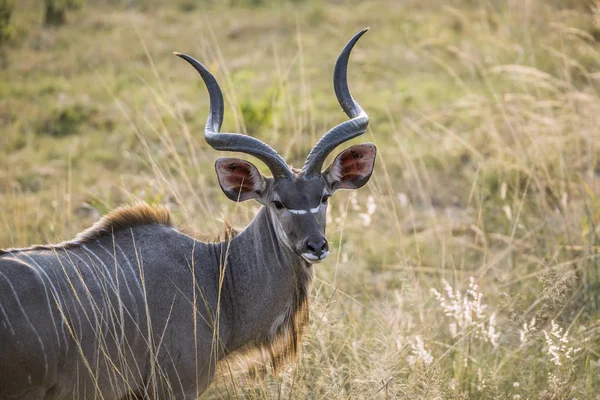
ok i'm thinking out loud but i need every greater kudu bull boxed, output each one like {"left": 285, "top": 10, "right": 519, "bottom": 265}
{"left": 0, "top": 29, "right": 376, "bottom": 399}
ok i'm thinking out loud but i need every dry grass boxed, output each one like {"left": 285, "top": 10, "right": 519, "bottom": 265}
{"left": 2, "top": 0, "right": 600, "bottom": 398}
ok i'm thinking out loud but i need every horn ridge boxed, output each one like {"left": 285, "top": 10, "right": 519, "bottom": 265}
{"left": 302, "top": 28, "right": 370, "bottom": 176}
{"left": 174, "top": 52, "right": 293, "bottom": 180}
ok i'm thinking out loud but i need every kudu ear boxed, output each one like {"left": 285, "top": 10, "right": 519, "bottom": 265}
{"left": 215, "top": 158, "right": 266, "bottom": 202}
{"left": 322, "top": 143, "right": 376, "bottom": 191}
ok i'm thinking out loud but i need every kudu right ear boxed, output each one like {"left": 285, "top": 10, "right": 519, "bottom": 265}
{"left": 322, "top": 143, "right": 377, "bottom": 191}
{"left": 215, "top": 158, "right": 266, "bottom": 202}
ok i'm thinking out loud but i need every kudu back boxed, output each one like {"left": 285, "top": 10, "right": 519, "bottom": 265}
{"left": 0, "top": 29, "right": 376, "bottom": 400}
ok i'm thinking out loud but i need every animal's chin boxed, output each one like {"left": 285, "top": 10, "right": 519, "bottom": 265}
{"left": 300, "top": 251, "right": 329, "bottom": 264}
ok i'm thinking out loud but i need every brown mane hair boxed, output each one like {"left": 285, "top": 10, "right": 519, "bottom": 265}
{"left": 74, "top": 202, "right": 172, "bottom": 241}
{"left": 215, "top": 275, "right": 311, "bottom": 384}
{"left": 0, "top": 202, "right": 172, "bottom": 254}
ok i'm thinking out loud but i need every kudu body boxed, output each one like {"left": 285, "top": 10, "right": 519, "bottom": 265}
{"left": 0, "top": 29, "right": 376, "bottom": 400}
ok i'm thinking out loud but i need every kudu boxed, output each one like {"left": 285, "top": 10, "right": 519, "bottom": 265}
{"left": 0, "top": 29, "right": 376, "bottom": 399}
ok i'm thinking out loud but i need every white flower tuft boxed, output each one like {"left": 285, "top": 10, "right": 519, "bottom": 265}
{"left": 431, "top": 277, "right": 499, "bottom": 347}
{"left": 406, "top": 335, "right": 433, "bottom": 366}
{"left": 543, "top": 320, "right": 581, "bottom": 366}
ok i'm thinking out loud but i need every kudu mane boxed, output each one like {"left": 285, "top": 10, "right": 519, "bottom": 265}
{"left": 0, "top": 203, "right": 172, "bottom": 254}
{"left": 0, "top": 202, "right": 238, "bottom": 252}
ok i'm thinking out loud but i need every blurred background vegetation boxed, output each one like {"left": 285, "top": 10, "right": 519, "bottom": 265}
{"left": 2, "top": 0, "right": 600, "bottom": 398}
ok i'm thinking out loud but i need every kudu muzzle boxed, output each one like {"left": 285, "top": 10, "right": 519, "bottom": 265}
{"left": 304, "top": 237, "right": 329, "bottom": 262}
{"left": 297, "top": 214, "right": 329, "bottom": 263}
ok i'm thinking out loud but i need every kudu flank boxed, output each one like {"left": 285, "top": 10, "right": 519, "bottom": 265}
{"left": 0, "top": 29, "right": 376, "bottom": 399}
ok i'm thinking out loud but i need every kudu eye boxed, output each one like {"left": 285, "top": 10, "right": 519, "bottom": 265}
{"left": 272, "top": 200, "right": 284, "bottom": 210}
{"left": 321, "top": 195, "right": 331, "bottom": 204}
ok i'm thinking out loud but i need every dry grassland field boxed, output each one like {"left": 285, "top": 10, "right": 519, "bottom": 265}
{"left": 2, "top": 0, "right": 600, "bottom": 398}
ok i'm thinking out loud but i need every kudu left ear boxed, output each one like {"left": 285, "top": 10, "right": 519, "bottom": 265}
{"left": 323, "top": 143, "right": 377, "bottom": 191}
{"left": 215, "top": 158, "right": 266, "bottom": 202}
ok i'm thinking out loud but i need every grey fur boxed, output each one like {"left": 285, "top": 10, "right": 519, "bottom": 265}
{"left": 0, "top": 211, "right": 312, "bottom": 399}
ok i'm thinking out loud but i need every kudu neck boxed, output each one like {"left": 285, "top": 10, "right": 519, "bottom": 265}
{"left": 218, "top": 206, "right": 313, "bottom": 353}
{"left": 231, "top": 206, "right": 307, "bottom": 268}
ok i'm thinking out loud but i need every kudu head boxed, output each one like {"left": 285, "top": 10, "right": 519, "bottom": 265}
{"left": 175, "top": 29, "right": 376, "bottom": 264}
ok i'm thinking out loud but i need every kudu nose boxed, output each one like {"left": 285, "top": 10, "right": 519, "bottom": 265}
{"left": 306, "top": 238, "right": 329, "bottom": 257}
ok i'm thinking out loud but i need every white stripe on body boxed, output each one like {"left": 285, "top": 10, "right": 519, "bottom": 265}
{"left": 95, "top": 242, "right": 141, "bottom": 323}
{"left": 112, "top": 239, "right": 150, "bottom": 388}
{"left": 17, "top": 251, "right": 71, "bottom": 352}
{"left": 81, "top": 245, "right": 127, "bottom": 347}
{"left": 0, "top": 299, "right": 15, "bottom": 335}
{"left": 16, "top": 250, "right": 69, "bottom": 352}
{"left": 0, "top": 270, "right": 49, "bottom": 379}
{"left": 3, "top": 255, "right": 62, "bottom": 350}
{"left": 62, "top": 250, "right": 106, "bottom": 340}
{"left": 93, "top": 241, "right": 148, "bottom": 389}
{"left": 65, "top": 247, "right": 128, "bottom": 353}
{"left": 74, "top": 246, "right": 122, "bottom": 341}
{"left": 112, "top": 242, "right": 144, "bottom": 298}
{"left": 52, "top": 251, "right": 84, "bottom": 344}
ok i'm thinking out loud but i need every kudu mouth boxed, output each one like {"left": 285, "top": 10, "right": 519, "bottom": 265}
{"left": 301, "top": 251, "right": 330, "bottom": 264}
